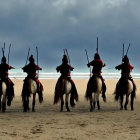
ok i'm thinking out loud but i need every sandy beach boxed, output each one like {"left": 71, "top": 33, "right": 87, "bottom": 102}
{"left": 0, "top": 79, "right": 140, "bottom": 140}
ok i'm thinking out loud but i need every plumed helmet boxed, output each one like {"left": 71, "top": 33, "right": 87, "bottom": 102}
{"left": 94, "top": 53, "right": 100, "bottom": 59}
{"left": 1, "top": 56, "right": 6, "bottom": 63}
{"left": 122, "top": 55, "right": 129, "bottom": 63}
{"left": 62, "top": 55, "right": 68, "bottom": 64}
{"left": 29, "top": 55, "right": 35, "bottom": 63}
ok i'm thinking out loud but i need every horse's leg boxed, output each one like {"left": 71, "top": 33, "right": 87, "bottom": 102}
{"left": 23, "top": 95, "right": 28, "bottom": 112}
{"left": 60, "top": 96, "right": 64, "bottom": 112}
{"left": 0, "top": 95, "right": 1, "bottom": 111}
{"left": 97, "top": 93, "right": 100, "bottom": 110}
{"left": 27, "top": 97, "right": 30, "bottom": 110}
{"left": 120, "top": 94, "right": 124, "bottom": 110}
{"left": 131, "top": 94, "right": 134, "bottom": 111}
{"left": 90, "top": 94, "right": 94, "bottom": 112}
{"left": 124, "top": 95, "right": 129, "bottom": 110}
{"left": 65, "top": 94, "right": 70, "bottom": 112}
{"left": 32, "top": 94, "right": 36, "bottom": 112}
{"left": 2, "top": 93, "right": 6, "bottom": 112}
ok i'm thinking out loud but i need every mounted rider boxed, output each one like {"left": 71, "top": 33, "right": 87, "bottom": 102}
{"left": 54, "top": 54, "right": 78, "bottom": 106}
{"left": 22, "top": 55, "right": 43, "bottom": 102}
{"left": 86, "top": 52, "right": 106, "bottom": 102}
{"left": 0, "top": 56, "right": 14, "bottom": 106}
{"left": 115, "top": 55, "right": 136, "bottom": 100}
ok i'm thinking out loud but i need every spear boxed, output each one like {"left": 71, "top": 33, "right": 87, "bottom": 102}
{"left": 96, "top": 37, "right": 98, "bottom": 53}
{"left": 36, "top": 46, "right": 39, "bottom": 78}
{"left": 3, "top": 42, "right": 5, "bottom": 52}
{"left": 85, "top": 49, "right": 92, "bottom": 76}
{"left": 25, "top": 48, "right": 30, "bottom": 65}
{"left": 8, "top": 44, "right": 11, "bottom": 64}
{"left": 122, "top": 43, "right": 124, "bottom": 63}
{"left": 65, "top": 49, "right": 71, "bottom": 65}
{"left": 63, "top": 49, "right": 66, "bottom": 55}
{"left": 2, "top": 48, "right": 4, "bottom": 57}
{"left": 126, "top": 43, "right": 130, "bottom": 55}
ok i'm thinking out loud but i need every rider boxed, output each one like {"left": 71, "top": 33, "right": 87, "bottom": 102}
{"left": 22, "top": 55, "right": 43, "bottom": 102}
{"left": 115, "top": 55, "right": 136, "bottom": 99}
{"left": 87, "top": 53, "right": 106, "bottom": 102}
{"left": 0, "top": 56, "right": 14, "bottom": 106}
{"left": 54, "top": 54, "right": 78, "bottom": 106}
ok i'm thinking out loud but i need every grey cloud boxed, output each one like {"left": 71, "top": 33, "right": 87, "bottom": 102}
{"left": 0, "top": 0, "right": 140, "bottom": 73}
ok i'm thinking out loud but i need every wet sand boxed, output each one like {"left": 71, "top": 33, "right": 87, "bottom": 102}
{"left": 0, "top": 79, "right": 140, "bottom": 140}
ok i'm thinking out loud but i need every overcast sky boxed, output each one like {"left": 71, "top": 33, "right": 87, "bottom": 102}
{"left": 0, "top": 0, "right": 140, "bottom": 73}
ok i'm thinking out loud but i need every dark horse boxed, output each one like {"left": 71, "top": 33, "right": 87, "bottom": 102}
{"left": 22, "top": 79, "right": 43, "bottom": 112}
{"left": 86, "top": 74, "right": 104, "bottom": 112}
{"left": 0, "top": 81, "right": 13, "bottom": 112}
{"left": 54, "top": 77, "right": 78, "bottom": 112}
{"left": 114, "top": 78, "right": 135, "bottom": 110}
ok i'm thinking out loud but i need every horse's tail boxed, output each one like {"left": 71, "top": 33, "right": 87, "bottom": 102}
{"left": 131, "top": 80, "right": 136, "bottom": 98}
{"left": 85, "top": 90, "right": 91, "bottom": 101}
{"left": 54, "top": 78, "right": 65, "bottom": 104}
{"left": 38, "top": 93, "right": 43, "bottom": 103}
{"left": 114, "top": 80, "right": 121, "bottom": 101}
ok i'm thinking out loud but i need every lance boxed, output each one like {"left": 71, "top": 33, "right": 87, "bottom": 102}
{"left": 122, "top": 43, "right": 124, "bottom": 63}
{"left": 65, "top": 49, "right": 71, "bottom": 65}
{"left": 25, "top": 48, "right": 30, "bottom": 65}
{"left": 36, "top": 46, "right": 39, "bottom": 77}
{"left": 8, "top": 44, "right": 11, "bottom": 64}
{"left": 85, "top": 49, "right": 92, "bottom": 76}
{"left": 96, "top": 37, "right": 98, "bottom": 53}
{"left": 2, "top": 48, "right": 4, "bottom": 57}
{"left": 126, "top": 43, "right": 130, "bottom": 55}
{"left": 63, "top": 49, "right": 66, "bottom": 55}
{"left": 3, "top": 42, "right": 5, "bottom": 52}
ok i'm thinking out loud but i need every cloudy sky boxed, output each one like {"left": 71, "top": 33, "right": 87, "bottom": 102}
{"left": 0, "top": 0, "right": 140, "bottom": 73}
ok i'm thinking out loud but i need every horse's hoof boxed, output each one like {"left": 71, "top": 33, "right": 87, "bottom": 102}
{"left": 124, "top": 107, "right": 127, "bottom": 110}
{"left": 23, "top": 109, "right": 27, "bottom": 112}
{"left": 120, "top": 108, "right": 123, "bottom": 110}
{"left": 27, "top": 107, "right": 30, "bottom": 110}
{"left": 98, "top": 107, "right": 100, "bottom": 110}
{"left": 60, "top": 109, "right": 63, "bottom": 112}
{"left": 7, "top": 101, "right": 11, "bottom": 106}
{"left": 32, "top": 109, "right": 35, "bottom": 112}
{"left": 67, "top": 108, "right": 70, "bottom": 112}
{"left": 2, "top": 109, "right": 5, "bottom": 112}
{"left": 131, "top": 108, "right": 134, "bottom": 111}
{"left": 90, "top": 108, "right": 93, "bottom": 112}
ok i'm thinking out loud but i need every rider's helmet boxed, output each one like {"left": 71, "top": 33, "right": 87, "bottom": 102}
{"left": 62, "top": 55, "right": 68, "bottom": 64}
{"left": 29, "top": 55, "right": 35, "bottom": 63}
{"left": 94, "top": 53, "right": 100, "bottom": 59}
{"left": 1, "top": 56, "right": 6, "bottom": 64}
{"left": 122, "top": 55, "right": 129, "bottom": 63}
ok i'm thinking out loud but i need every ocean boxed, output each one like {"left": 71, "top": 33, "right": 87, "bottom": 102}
{"left": 8, "top": 72, "right": 140, "bottom": 79}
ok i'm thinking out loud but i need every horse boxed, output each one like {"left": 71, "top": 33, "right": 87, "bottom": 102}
{"left": 114, "top": 78, "right": 135, "bottom": 110}
{"left": 0, "top": 81, "right": 7, "bottom": 112}
{"left": 22, "top": 78, "right": 43, "bottom": 112}
{"left": 86, "top": 75, "right": 104, "bottom": 112}
{"left": 54, "top": 77, "right": 76, "bottom": 112}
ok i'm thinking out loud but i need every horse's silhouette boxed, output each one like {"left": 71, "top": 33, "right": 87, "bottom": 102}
{"left": 86, "top": 75, "right": 103, "bottom": 112}
{"left": 22, "top": 79, "right": 43, "bottom": 112}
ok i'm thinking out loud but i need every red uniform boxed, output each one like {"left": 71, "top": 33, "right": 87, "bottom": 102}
{"left": 115, "top": 60, "right": 136, "bottom": 100}
{"left": 88, "top": 59, "right": 105, "bottom": 75}
{"left": 87, "top": 58, "right": 106, "bottom": 99}
{"left": 54, "top": 63, "right": 78, "bottom": 106}
{"left": 22, "top": 63, "right": 43, "bottom": 91}
{"left": 116, "top": 63, "right": 133, "bottom": 78}
{"left": 0, "top": 63, "right": 14, "bottom": 105}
